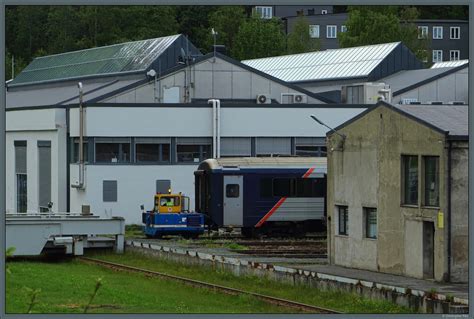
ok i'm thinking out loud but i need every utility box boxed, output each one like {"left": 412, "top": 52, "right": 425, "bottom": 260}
{"left": 341, "top": 83, "right": 392, "bottom": 104}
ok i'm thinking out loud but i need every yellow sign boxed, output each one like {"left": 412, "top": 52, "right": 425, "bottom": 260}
{"left": 437, "top": 211, "right": 444, "bottom": 229}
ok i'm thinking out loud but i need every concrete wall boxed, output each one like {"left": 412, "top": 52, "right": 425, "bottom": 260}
{"left": 327, "top": 105, "right": 458, "bottom": 282}
{"left": 5, "top": 109, "right": 68, "bottom": 213}
{"left": 449, "top": 141, "right": 468, "bottom": 282}
{"left": 102, "top": 57, "right": 324, "bottom": 104}
{"left": 393, "top": 67, "right": 468, "bottom": 104}
{"left": 70, "top": 164, "right": 197, "bottom": 224}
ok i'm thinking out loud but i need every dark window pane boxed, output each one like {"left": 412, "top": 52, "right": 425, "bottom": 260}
{"left": 96, "top": 143, "right": 130, "bottom": 163}
{"left": 402, "top": 156, "right": 418, "bottom": 205}
{"left": 226, "top": 184, "right": 240, "bottom": 198}
{"left": 273, "top": 178, "right": 292, "bottom": 197}
{"left": 260, "top": 178, "right": 273, "bottom": 198}
{"left": 17, "top": 174, "right": 27, "bottom": 213}
{"left": 73, "top": 139, "right": 88, "bottom": 163}
{"left": 162, "top": 144, "right": 170, "bottom": 162}
{"left": 424, "top": 156, "right": 439, "bottom": 206}
{"left": 136, "top": 144, "right": 159, "bottom": 162}
{"left": 338, "top": 206, "right": 348, "bottom": 235}
{"left": 177, "top": 145, "right": 201, "bottom": 162}
{"left": 364, "top": 207, "right": 377, "bottom": 239}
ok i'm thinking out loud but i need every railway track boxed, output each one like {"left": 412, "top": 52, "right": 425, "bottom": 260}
{"left": 78, "top": 256, "right": 341, "bottom": 314}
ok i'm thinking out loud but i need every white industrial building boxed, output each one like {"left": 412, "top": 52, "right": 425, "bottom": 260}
{"left": 6, "top": 34, "right": 369, "bottom": 224}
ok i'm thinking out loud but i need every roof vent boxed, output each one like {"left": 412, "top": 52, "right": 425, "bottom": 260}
{"left": 448, "top": 101, "right": 465, "bottom": 105}
{"left": 429, "top": 101, "right": 443, "bottom": 105}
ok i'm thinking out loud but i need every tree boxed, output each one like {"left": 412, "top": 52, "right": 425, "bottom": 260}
{"left": 232, "top": 15, "right": 286, "bottom": 60}
{"left": 339, "top": 6, "right": 429, "bottom": 62}
{"left": 208, "top": 6, "right": 247, "bottom": 57}
{"left": 287, "top": 15, "right": 319, "bottom": 54}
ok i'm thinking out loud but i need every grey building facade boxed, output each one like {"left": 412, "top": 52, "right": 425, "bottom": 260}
{"left": 327, "top": 101, "right": 468, "bottom": 283}
{"left": 282, "top": 12, "right": 467, "bottom": 63}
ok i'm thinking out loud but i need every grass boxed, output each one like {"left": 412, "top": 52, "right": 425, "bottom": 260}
{"left": 125, "top": 224, "right": 145, "bottom": 238}
{"left": 90, "top": 250, "right": 414, "bottom": 314}
{"left": 6, "top": 258, "right": 296, "bottom": 314}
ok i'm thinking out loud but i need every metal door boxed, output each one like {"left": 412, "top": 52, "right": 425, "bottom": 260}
{"left": 423, "top": 221, "right": 435, "bottom": 279}
{"left": 223, "top": 175, "right": 243, "bottom": 226}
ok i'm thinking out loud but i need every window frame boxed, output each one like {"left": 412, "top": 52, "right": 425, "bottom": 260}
{"left": 326, "top": 25, "right": 337, "bottom": 39}
{"left": 423, "top": 156, "right": 440, "bottom": 207}
{"left": 340, "top": 25, "right": 347, "bottom": 33}
{"left": 418, "top": 26, "right": 428, "bottom": 39}
{"left": 255, "top": 6, "right": 273, "bottom": 19}
{"left": 309, "top": 25, "right": 320, "bottom": 38}
{"left": 225, "top": 184, "right": 240, "bottom": 198}
{"left": 364, "top": 207, "right": 377, "bottom": 239}
{"left": 449, "top": 50, "right": 460, "bottom": 61}
{"left": 95, "top": 139, "right": 131, "bottom": 164}
{"left": 450, "top": 26, "right": 460, "bottom": 39}
{"left": 432, "top": 50, "right": 443, "bottom": 63}
{"left": 401, "top": 155, "right": 419, "bottom": 206}
{"left": 176, "top": 144, "right": 211, "bottom": 163}
{"left": 135, "top": 141, "right": 171, "bottom": 163}
{"left": 337, "top": 205, "right": 348, "bottom": 236}
{"left": 432, "top": 26, "right": 443, "bottom": 39}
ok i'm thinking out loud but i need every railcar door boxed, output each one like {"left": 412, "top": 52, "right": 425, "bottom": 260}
{"left": 223, "top": 175, "right": 243, "bottom": 226}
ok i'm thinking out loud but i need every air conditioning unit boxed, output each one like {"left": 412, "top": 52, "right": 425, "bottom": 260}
{"left": 341, "top": 83, "right": 392, "bottom": 104}
{"left": 428, "top": 101, "right": 443, "bottom": 105}
{"left": 256, "top": 94, "right": 271, "bottom": 104}
{"left": 294, "top": 94, "right": 307, "bottom": 104}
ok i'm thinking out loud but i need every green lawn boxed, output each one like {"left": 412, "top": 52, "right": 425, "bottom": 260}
{"left": 90, "top": 250, "right": 414, "bottom": 314}
{"left": 6, "top": 258, "right": 298, "bottom": 314}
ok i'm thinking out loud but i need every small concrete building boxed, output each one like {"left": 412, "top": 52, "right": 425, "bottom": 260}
{"left": 326, "top": 101, "right": 468, "bottom": 283}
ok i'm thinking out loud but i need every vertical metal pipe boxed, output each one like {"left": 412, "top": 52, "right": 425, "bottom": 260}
{"left": 216, "top": 99, "right": 221, "bottom": 158}
{"left": 208, "top": 99, "right": 217, "bottom": 158}
{"left": 78, "top": 82, "right": 84, "bottom": 188}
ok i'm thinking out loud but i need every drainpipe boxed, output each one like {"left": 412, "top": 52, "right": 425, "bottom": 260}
{"left": 208, "top": 99, "right": 217, "bottom": 158}
{"left": 447, "top": 139, "right": 452, "bottom": 281}
{"left": 72, "top": 82, "right": 85, "bottom": 189}
{"left": 216, "top": 99, "right": 221, "bottom": 158}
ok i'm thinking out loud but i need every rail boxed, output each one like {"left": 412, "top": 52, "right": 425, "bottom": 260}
{"left": 78, "top": 256, "right": 342, "bottom": 314}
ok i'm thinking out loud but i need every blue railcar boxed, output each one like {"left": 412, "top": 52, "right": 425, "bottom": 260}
{"left": 194, "top": 157, "right": 327, "bottom": 236}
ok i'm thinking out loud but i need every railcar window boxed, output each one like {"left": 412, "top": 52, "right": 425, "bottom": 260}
{"left": 260, "top": 178, "right": 273, "bottom": 198}
{"left": 226, "top": 184, "right": 240, "bottom": 198}
{"left": 273, "top": 178, "right": 293, "bottom": 197}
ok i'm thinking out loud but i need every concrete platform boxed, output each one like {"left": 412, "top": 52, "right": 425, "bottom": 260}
{"left": 128, "top": 238, "right": 469, "bottom": 308}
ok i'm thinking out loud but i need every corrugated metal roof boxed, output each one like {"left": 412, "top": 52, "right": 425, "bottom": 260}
{"left": 431, "top": 60, "right": 469, "bottom": 69}
{"left": 394, "top": 104, "right": 468, "bottom": 136}
{"left": 242, "top": 42, "right": 401, "bottom": 82}
{"left": 381, "top": 68, "right": 453, "bottom": 92}
{"left": 10, "top": 34, "right": 181, "bottom": 86}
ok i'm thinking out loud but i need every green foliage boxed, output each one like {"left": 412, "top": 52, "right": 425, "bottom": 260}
{"left": 6, "top": 259, "right": 291, "bottom": 313}
{"left": 6, "top": 246, "right": 16, "bottom": 275}
{"left": 208, "top": 6, "right": 247, "bottom": 55}
{"left": 232, "top": 15, "right": 286, "bottom": 60}
{"left": 287, "top": 16, "right": 319, "bottom": 54}
{"left": 339, "top": 6, "right": 429, "bottom": 62}
{"left": 24, "top": 287, "right": 41, "bottom": 313}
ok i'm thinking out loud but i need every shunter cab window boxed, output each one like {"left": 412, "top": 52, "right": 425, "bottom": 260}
{"left": 156, "top": 196, "right": 180, "bottom": 207}
{"left": 226, "top": 184, "right": 240, "bottom": 198}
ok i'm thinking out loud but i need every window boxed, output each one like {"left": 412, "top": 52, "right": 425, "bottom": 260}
{"left": 450, "top": 50, "right": 460, "bottom": 61}
{"left": 417, "top": 49, "right": 428, "bottom": 63}
{"left": 309, "top": 25, "right": 320, "bottom": 38}
{"left": 255, "top": 6, "right": 272, "bottom": 19}
{"left": 450, "top": 26, "right": 460, "bottom": 39}
{"left": 364, "top": 207, "right": 377, "bottom": 239}
{"left": 402, "top": 155, "right": 418, "bottom": 205}
{"left": 432, "top": 50, "right": 443, "bottom": 63}
{"left": 176, "top": 137, "right": 212, "bottom": 163}
{"left": 156, "top": 180, "right": 171, "bottom": 194}
{"left": 135, "top": 138, "right": 171, "bottom": 163}
{"left": 433, "top": 26, "right": 443, "bottom": 39}
{"left": 72, "top": 138, "right": 89, "bottom": 163}
{"left": 295, "top": 145, "right": 327, "bottom": 157}
{"left": 327, "top": 25, "right": 337, "bottom": 38}
{"left": 226, "top": 184, "right": 240, "bottom": 198}
{"left": 256, "top": 137, "right": 291, "bottom": 157}
{"left": 15, "top": 141, "right": 27, "bottom": 213}
{"left": 338, "top": 206, "right": 348, "bottom": 235}
{"left": 423, "top": 156, "right": 439, "bottom": 207}
{"left": 341, "top": 25, "right": 347, "bottom": 33}
{"left": 418, "top": 26, "right": 428, "bottom": 39}
{"left": 264, "top": 178, "right": 325, "bottom": 198}
{"left": 95, "top": 138, "right": 130, "bottom": 163}
{"left": 103, "top": 180, "right": 117, "bottom": 202}
{"left": 220, "top": 137, "right": 251, "bottom": 157}
{"left": 38, "top": 141, "right": 51, "bottom": 212}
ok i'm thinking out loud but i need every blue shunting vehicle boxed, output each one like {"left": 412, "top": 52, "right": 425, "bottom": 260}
{"left": 142, "top": 192, "right": 205, "bottom": 238}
